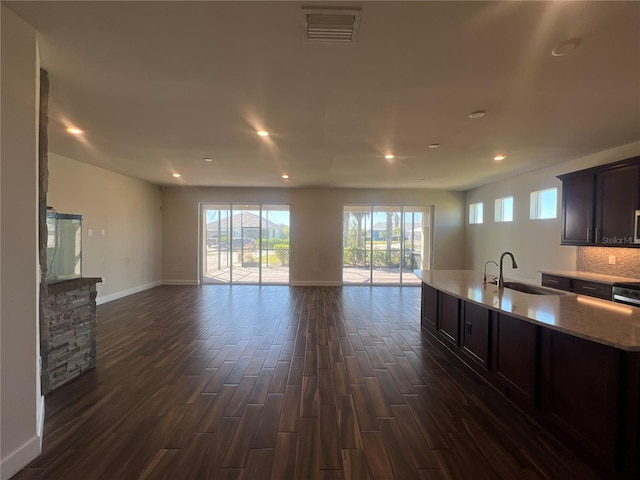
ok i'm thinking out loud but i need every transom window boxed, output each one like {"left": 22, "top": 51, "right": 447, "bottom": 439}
{"left": 530, "top": 188, "right": 557, "bottom": 219}
{"left": 495, "top": 197, "right": 513, "bottom": 222}
{"left": 469, "top": 202, "right": 483, "bottom": 224}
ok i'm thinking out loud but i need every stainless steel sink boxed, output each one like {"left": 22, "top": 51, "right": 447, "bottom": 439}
{"left": 503, "top": 281, "right": 567, "bottom": 296}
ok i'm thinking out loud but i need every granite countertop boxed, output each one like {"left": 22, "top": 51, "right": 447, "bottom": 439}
{"left": 47, "top": 277, "right": 102, "bottom": 295}
{"left": 539, "top": 270, "right": 640, "bottom": 285}
{"left": 415, "top": 270, "right": 640, "bottom": 351}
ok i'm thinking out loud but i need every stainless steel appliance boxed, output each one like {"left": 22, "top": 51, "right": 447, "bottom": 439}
{"left": 612, "top": 282, "right": 640, "bottom": 307}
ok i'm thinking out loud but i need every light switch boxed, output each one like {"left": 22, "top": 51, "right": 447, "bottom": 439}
{"left": 608, "top": 255, "right": 616, "bottom": 265}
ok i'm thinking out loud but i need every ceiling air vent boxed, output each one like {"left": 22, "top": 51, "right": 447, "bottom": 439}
{"left": 302, "top": 6, "right": 362, "bottom": 44}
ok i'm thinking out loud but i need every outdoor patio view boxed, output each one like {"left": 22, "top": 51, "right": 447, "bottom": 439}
{"left": 201, "top": 204, "right": 290, "bottom": 284}
{"left": 343, "top": 205, "right": 432, "bottom": 285}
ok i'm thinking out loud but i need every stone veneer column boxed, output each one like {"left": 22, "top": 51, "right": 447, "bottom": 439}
{"left": 37, "top": 70, "right": 102, "bottom": 394}
{"left": 41, "top": 278, "right": 100, "bottom": 394}
{"left": 38, "top": 68, "right": 50, "bottom": 391}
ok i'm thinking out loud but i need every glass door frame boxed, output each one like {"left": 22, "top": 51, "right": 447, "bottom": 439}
{"left": 342, "top": 204, "right": 433, "bottom": 286}
{"left": 199, "top": 203, "right": 290, "bottom": 285}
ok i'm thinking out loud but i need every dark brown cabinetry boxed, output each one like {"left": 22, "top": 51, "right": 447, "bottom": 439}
{"left": 558, "top": 157, "right": 640, "bottom": 247}
{"left": 419, "top": 284, "right": 640, "bottom": 478}
{"left": 541, "top": 273, "right": 612, "bottom": 300}
{"left": 493, "top": 313, "right": 538, "bottom": 408}
{"left": 438, "top": 293, "right": 459, "bottom": 345}
{"left": 541, "top": 329, "right": 621, "bottom": 466}
{"left": 560, "top": 173, "right": 594, "bottom": 245}
{"left": 595, "top": 164, "right": 640, "bottom": 246}
{"left": 572, "top": 279, "right": 612, "bottom": 300}
{"left": 461, "top": 302, "right": 491, "bottom": 369}
{"left": 540, "top": 273, "right": 571, "bottom": 291}
{"left": 421, "top": 283, "right": 438, "bottom": 329}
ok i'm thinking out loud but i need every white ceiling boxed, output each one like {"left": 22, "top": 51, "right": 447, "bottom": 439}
{"left": 6, "top": 1, "right": 640, "bottom": 190}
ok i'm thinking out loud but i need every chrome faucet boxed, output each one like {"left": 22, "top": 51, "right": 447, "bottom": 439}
{"left": 483, "top": 260, "right": 498, "bottom": 284}
{"left": 498, "top": 252, "right": 518, "bottom": 288}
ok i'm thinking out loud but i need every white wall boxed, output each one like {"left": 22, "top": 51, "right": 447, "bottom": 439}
{"left": 0, "top": 5, "right": 43, "bottom": 478}
{"left": 47, "top": 154, "right": 163, "bottom": 303}
{"left": 465, "top": 141, "right": 640, "bottom": 283}
{"left": 163, "top": 187, "right": 465, "bottom": 285}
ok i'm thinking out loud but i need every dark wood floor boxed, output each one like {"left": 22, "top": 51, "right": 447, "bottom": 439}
{"left": 13, "top": 285, "right": 601, "bottom": 480}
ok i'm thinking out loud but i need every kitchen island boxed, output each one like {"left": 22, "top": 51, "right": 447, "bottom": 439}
{"left": 415, "top": 270, "right": 640, "bottom": 479}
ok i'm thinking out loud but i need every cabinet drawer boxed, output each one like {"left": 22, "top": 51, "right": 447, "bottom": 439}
{"left": 541, "top": 274, "right": 571, "bottom": 292}
{"left": 572, "top": 280, "right": 612, "bottom": 300}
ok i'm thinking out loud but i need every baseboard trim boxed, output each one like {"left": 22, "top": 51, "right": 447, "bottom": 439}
{"left": 96, "top": 280, "right": 163, "bottom": 305}
{"left": 163, "top": 279, "right": 199, "bottom": 286}
{"left": 37, "top": 394, "right": 45, "bottom": 439}
{"left": 289, "top": 281, "right": 343, "bottom": 287}
{"left": 0, "top": 434, "right": 42, "bottom": 480}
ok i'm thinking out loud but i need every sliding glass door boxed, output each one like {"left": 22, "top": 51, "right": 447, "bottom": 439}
{"left": 343, "top": 206, "right": 372, "bottom": 284}
{"left": 343, "top": 205, "right": 432, "bottom": 285}
{"left": 371, "top": 206, "right": 402, "bottom": 284}
{"left": 201, "top": 204, "right": 290, "bottom": 285}
{"left": 203, "top": 206, "right": 232, "bottom": 283}
{"left": 260, "top": 205, "right": 290, "bottom": 284}
{"left": 401, "top": 207, "right": 429, "bottom": 285}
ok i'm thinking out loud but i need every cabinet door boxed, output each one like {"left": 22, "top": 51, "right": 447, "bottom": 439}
{"left": 560, "top": 173, "right": 594, "bottom": 245}
{"left": 421, "top": 283, "right": 438, "bottom": 329}
{"left": 438, "top": 293, "right": 459, "bottom": 345}
{"left": 595, "top": 164, "right": 640, "bottom": 246}
{"left": 494, "top": 313, "right": 538, "bottom": 407}
{"left": 541, "top": 329, "right": 620, "bottom": 464}
{"left": 461, "top": 302, "right": 491, "bottom": 369}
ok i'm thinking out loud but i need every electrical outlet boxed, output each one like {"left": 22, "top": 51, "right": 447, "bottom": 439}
{"left": 608, "top": 255, "right": 616, "bottom": 265}
{"left": 87, "top": 229, "right": 93, "bottom": 236}
{"left": 101, "top": 229, "right": 106, "bottom": 236}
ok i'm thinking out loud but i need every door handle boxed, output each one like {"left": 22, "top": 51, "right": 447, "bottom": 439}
{"left": 465, "top": 321, "right": 472, "bottom": 334}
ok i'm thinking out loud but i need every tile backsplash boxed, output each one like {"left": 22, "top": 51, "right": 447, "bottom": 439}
{"left": 577, "top": 247, "right": 640, "bottom": 279}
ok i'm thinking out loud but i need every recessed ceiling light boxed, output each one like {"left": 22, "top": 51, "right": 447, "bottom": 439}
{"left": 281, "top": 174, "right": 289, "bottom": 179}
{"left": 66, "top": 127, "right": 84, "bottom": 135}
{"left": 172, "top": 173, "right": 182, "bottom": 178}
{"left": 385, "top": 154, "right": 395, "bottom": 159}
{"left": 468, "top": 110, "right": 485, "bottom": 119}
{"left": 257, "top": 130, "right": 269, "bottom": 137}
{"left": 203, "top": 157, "right": 213, "bottom": 162}
{"left": 552, "top": 38, "right": 580, "bottom": 57}
{"left": 428, "top": 143, "right": 441, "bottom": 149}
{"left": 494, "top": 154, "right": 506, "bottom": 161}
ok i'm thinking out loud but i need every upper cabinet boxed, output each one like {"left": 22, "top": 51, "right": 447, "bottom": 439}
{"left": 595, "top": 164, "right": 639, "bottom": 245}
{"left": 559, "top": 173, "right": 595, "bottom": 245}
{"left": 558, "top": 157, "right": 640, "bottom": 247}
